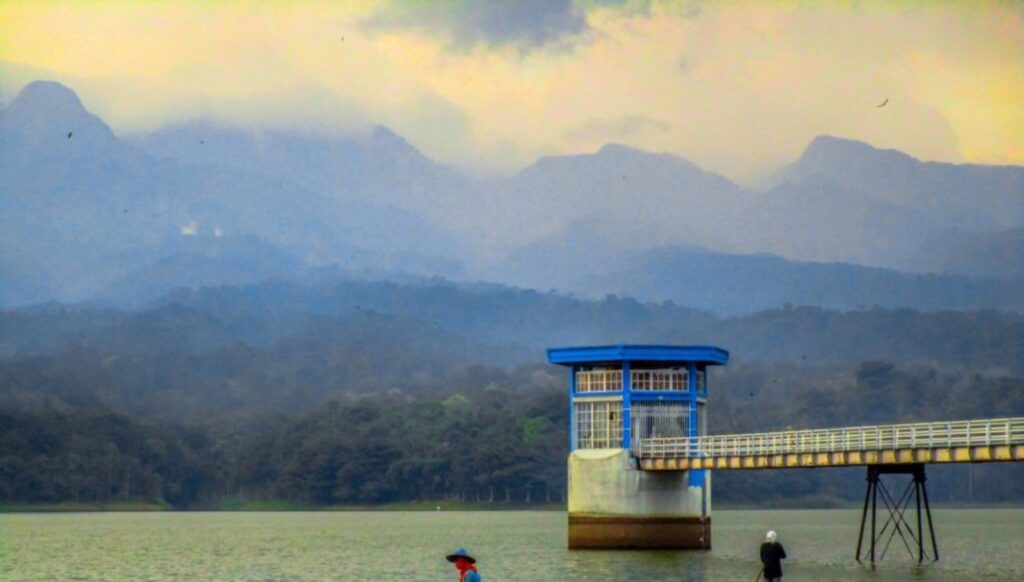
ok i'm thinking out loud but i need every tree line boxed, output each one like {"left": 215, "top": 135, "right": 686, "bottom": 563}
{"left": 2, "top": 279, "right": 1022, "bottom": 507}
{"left": 3, "top": 361, "right": 1022, "bottom": 508}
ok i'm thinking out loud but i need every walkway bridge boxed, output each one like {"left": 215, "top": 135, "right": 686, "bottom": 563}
{"left": 637, "top": 416, "right": 1024, "bottom": 564}
{"left": 637, "top": 417, "right": 1024, "bottom": 471}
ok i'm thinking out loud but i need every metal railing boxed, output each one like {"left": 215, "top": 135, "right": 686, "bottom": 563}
{"left": 637, "top": 417, "right": 1024, "bottom": 459}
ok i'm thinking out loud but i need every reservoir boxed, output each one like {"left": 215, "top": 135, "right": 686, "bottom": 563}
{"left": 2, "top": 509, "right": 1021, "bottom": 580}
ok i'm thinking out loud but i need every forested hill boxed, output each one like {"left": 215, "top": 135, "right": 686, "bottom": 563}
{"left": 1, "top": 278, "right": 1022, "bottom": 508}
{"left": 5, "top": 277, "right": 1022, "bottom": 373}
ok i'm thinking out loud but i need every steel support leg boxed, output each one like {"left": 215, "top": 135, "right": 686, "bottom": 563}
{"left": 870, "top": 469, "right": 877, "bottom": 564}
{"left": 856, "top": 464, "right": 939, "bottom": 566}
{"left": 855, "top": 469, "right": 872, "bottom": 562}
{"left": 915, "top": 479, "right": 923, "bottom": 563}
{"left": 920, "top": 470, "right": 939, "bottom": 562}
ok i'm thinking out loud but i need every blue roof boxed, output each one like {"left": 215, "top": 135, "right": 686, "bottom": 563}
{"left": 546, "top": 344, "right": 729, "bottom": 366}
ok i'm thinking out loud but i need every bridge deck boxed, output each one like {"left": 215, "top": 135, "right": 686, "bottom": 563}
{"left": 637, "top": 417, "right": 1024, "bottom": 471}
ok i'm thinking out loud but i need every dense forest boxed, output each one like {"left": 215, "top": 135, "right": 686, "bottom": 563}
{"left": 2, "top": 278, "right": 1022, "bottom": 508}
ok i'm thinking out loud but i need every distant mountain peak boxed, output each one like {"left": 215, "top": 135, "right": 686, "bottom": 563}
{"left": 593, "top": 143, "right": 684, "bottom": 164}
{"left": 519, "top": 141, "right": 731, "bottom": 194}
{"left": 806, "top": 134, "right": 870, "bottom": 149}
{"left": 1, "top": 79, "right": 117, "bottom": 146}
{"left": 597, "top": 142, "right": 641, "bottom": 155}
{"left": 369, "top": 125, "right": 433, "bottom": 158}
{"left": 7, "top": 80, "right": 85, "bottom": 113}
{"left": 589, "top": 142, "right": 714, "bottom": 178}
{"left": 774, "top": 134, "right": 923, "bottom": 190}
{"left": 370, "top": 125, "right": 407, "bottom": 144}
{"left": 799, "top": 135, "right": 917, "bottom": 167}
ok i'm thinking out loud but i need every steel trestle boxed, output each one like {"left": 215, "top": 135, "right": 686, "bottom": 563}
{"left": 855, "top": 464, "right": 938, "bottom": 565}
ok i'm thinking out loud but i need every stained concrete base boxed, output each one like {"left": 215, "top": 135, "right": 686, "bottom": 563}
{"left": 568, "top": 448, "right": 710, "bottom": 549}
{"left": 569, "top": 515, "right": 711, "bottom": 549}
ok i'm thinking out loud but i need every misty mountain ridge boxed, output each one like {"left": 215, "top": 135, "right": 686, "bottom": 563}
{"left": 1, "top": 81, "right": 462, "bottom": 305}
{"left": 917, "top": 227, "right": 1024, "bottom": 278}
{"left": 101, "top": 233, "right": 304, "bottom": 307}
{"left": 781, "top": 135, "right": 1024, "bottom": 232}
{"left": 2, "top": 80, "right": 1022, "bottom": 312}
{"left": 4, "top": 276, "right": 1021, "bottom": 378}
{"left": 496, "top": 240, "right": 1023, "bottom": 314}
{"left": 127, "top": 120, "right": 460, "bottom": 205}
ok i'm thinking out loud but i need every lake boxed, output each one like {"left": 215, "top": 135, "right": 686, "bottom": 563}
{"left": 1, "top": 509, "right": 1022, "bottom": 580}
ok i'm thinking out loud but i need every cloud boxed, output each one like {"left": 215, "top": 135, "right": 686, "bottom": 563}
{"left": 564, "top": 115, "right": 672, "bottom": 144}
{"left": 363, "top": 0, "right": 589, "bottom": 50}
{"left": 394, "top": 90, "right": 478, "bottom": 165}
{"left": 1, "top": 1, "right": 1020, "bottom": 182}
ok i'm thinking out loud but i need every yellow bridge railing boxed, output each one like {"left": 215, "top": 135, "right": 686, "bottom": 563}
{"left": 637, "top": 417, "right": 1024, "bottom": 459}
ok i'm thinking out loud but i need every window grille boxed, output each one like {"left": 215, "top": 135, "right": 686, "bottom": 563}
{"left": 573, "top": 400, "right": 623, "bottom": 449}
{"left": 575, "top": 369, "right": 623, "bottom": 392}
{"left": 630, "top": 368, "right": 688, "bottom": 391}
{"left": 631, "top": 401, "right": 689, "bottom": 451}
{"left": 698, "top": 401, "right": 707, "bottom": 437}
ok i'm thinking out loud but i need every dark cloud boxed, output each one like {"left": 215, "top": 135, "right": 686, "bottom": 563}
{"left": 681, "top": 1, "right": 702, "bottom": 19}
{"left": 364, "top": 0, "right": 589, "bottom": 50}
{"left": 587, "top": 0, "right": 702, "bottom": 19}
{"left": 564, "top": 115, "right": 672, "bottom": 143}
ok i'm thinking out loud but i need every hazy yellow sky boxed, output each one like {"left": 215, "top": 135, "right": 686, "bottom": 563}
{"left": 1, "top": 0, "right": 1021, "bottom": 182}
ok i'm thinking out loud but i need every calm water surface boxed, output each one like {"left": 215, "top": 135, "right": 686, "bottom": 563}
{"left": 1, "top": 509, "right": 1022, "bottom": 580}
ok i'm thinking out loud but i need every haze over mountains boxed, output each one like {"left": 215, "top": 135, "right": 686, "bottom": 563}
{"left": 3, "top": 81, "right": 1023, "bottom": 510}
{"left": 1, "top": 80, "right": 1021, "bottom": 312}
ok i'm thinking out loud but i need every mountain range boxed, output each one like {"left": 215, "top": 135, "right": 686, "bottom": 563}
{"left": 1, "top": 80, "right": 1021, "bottom": 312}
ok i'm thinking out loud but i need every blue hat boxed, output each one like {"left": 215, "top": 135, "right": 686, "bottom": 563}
{"left": 446, "top": 548, "right": 476, "bottom": 564}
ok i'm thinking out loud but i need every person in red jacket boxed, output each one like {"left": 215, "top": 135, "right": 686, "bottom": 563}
{"left": 446, "top": 548, "right": 482, "bottom": 582}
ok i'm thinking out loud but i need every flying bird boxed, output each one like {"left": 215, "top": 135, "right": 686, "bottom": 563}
{"left": 877, "top": 98, "right": 888, "bottom": 108}
{"left": 67, "top": 131, "right": 73, "bottom": 139}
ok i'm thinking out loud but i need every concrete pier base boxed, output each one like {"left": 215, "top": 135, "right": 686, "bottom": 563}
{"left": 569, "top": 515, "right": 710, "bottom": 549}
{"left": 568, "top": 449, "right": 710, "bottom": 549}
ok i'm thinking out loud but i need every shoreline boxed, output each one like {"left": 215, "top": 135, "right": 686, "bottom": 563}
{"left": 4, "top": 500, "right": 1023, "bottom": 513}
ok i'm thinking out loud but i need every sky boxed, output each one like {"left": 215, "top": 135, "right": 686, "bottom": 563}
{"left": 1, "top": 0, "right": 1021, "bottom": 183}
